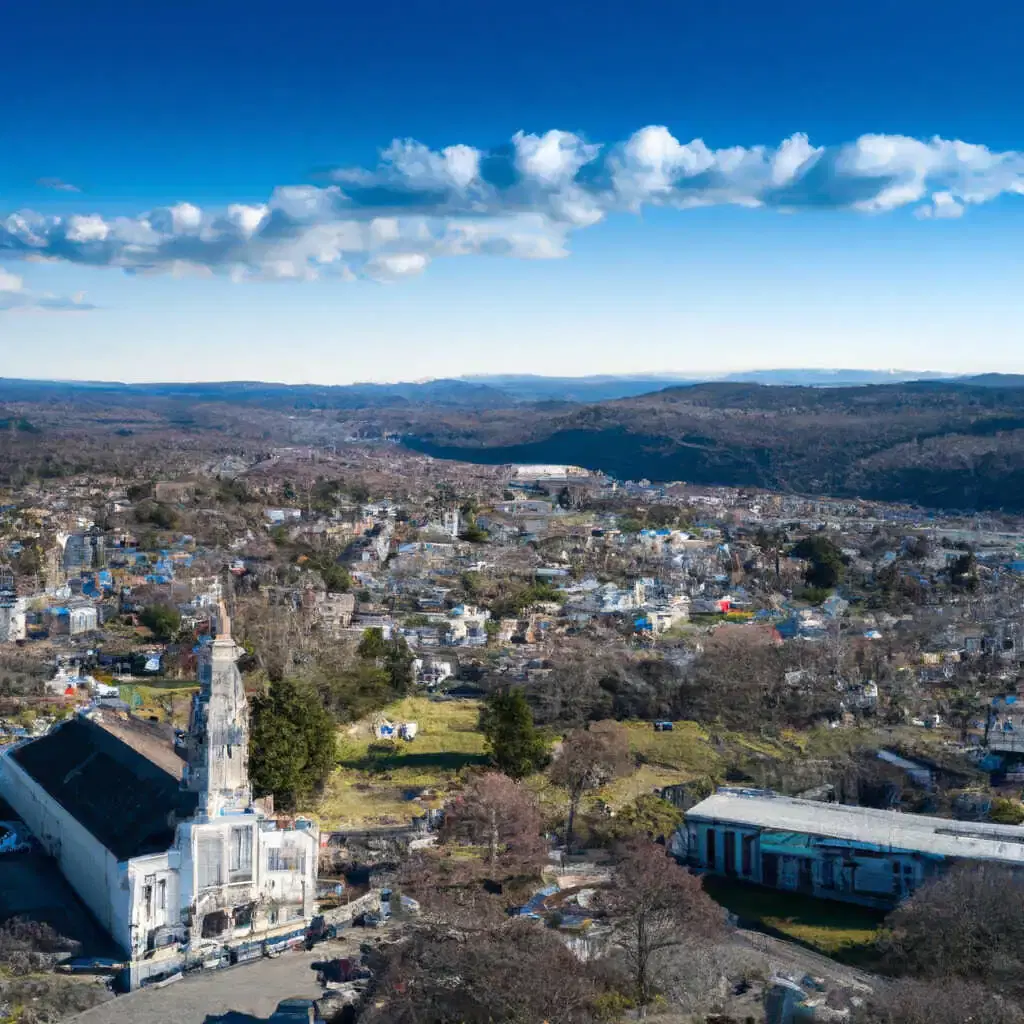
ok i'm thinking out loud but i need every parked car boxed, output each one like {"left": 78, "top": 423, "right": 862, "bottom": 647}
{"left": 270, "top": 997, "right": 318, "bottom": 1024}
{"left": 57, "top": 957, "right": 127, "bottom": 975}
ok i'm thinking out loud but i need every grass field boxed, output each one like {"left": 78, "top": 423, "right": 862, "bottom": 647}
{"left": 311, "top": 698, "right": 931, "bottom": 834}
{"left": 118, "top": 681, "right": 198, "bottom": 724}
{"left": 316, "top": 696, "right": 488, "bottom": 828}
{"left": 703, "top": 876, "right": 886, "bottom": 964}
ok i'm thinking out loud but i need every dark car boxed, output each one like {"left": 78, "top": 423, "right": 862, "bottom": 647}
{"left": 269, "top": 997, "right": 318, "bottom": 1023}
{"left": 57, "top": 957, "right": 127, "bottom": 975}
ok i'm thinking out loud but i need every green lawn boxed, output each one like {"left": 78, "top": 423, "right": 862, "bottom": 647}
{"left": 317, "top": 696, "right": 488, "bottom": 827}
{"left": 703, "top": 876, "right": 886, "bottom": 964}
{"left": 119, "top": 681, "right": 198, "bottom": 723}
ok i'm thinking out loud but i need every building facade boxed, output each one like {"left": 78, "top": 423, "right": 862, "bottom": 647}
{"left": 679, "top": 788, "right": 1024, "bottom": 909}
{"left": 0, "top": 605, "right": 318, "bottom": 988}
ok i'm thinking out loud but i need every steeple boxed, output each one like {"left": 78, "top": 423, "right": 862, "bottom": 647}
{"left": 184, "top": 601, "right": 251, "bottom": 818}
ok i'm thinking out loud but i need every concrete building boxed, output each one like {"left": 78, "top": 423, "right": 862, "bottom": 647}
{"left": 680, "top": 788, "right": 1024, "bottom": 909}
{"left": 0, "top": 564, "right": 18, "bottom": 643}
{"left": 48, "top": 600, "right": 99, "bottom": 636}
{"left": 316, "top": 591, "right": 356, "bottom": 637}
{"left": 61, "top": 529, "right": 106, "bottom": 573}
{"left": 0, "top": 604, "right": 318, "bottom": 988}
{"left": 442, "top": 508, "right": 461, "bottom": 539}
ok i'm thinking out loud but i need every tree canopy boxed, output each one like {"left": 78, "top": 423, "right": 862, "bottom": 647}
{"left": 479, "top": 689, "right": 548, "bottom": 780}
{"left": 249, "top": 677, "right": 336, "bottom": 810}
{"left": 140, "top": 603, "right": 181, "bottom": 641}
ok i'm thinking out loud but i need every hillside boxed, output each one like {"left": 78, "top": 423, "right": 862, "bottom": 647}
{"left": 5, "top": 374, "right": 1024, "bottom": 512}
{"left": 403, "top": 381, "right": 1024, "bottom": 512}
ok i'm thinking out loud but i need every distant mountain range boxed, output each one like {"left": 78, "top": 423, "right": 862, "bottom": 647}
{"left": 1, "top": 370, "right": 1021, "bottom": 411}
{"left": 461, "top": 369, "right": 1013, "bottom": 402}
{"left": 4, "top": 371, "right": 1024, "bottom": 511}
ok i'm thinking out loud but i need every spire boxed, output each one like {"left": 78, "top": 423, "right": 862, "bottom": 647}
{"left": 217, "top": 598, "right": 232, "bottom": 640}
{"left": 184, "top": 605, "right": 251, "bottom": 818}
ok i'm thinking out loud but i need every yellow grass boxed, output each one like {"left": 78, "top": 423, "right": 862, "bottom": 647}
{"left": 315, "top": 697, "right": 488, "bottom": 828}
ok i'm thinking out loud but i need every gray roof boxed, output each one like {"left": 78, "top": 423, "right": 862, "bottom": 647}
{"left": 686, "top": 789, "right": 1024, "bottom": 864}
{"left": 10, "top": 715, "right": 196, "bottom": 861}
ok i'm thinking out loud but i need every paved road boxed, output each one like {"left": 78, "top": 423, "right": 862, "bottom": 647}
{"left": 71, "top": 941, "right": 352, "bottom": 1024}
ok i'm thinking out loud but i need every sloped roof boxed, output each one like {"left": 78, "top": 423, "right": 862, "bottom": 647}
{"left": 11, "top": 715, "right": 197, "bottom": 861}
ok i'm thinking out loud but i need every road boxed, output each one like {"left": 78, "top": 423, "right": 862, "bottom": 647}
{"left": 70, "top": 940, "right": 354, "bottom": 1024}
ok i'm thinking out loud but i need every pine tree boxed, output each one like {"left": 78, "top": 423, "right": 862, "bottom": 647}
{"left": 479, "top": 689, "right": 547, "bottom": 780}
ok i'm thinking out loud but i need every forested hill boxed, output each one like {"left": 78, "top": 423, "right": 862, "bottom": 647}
{"left": 403, "top": 381, "right": 1024, "bottom": 513}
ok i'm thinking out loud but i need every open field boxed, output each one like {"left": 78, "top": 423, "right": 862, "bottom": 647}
{"left": 315, "top": 696, "right": 488, "bottom": 828}
{"left": 118, "top": 681, "right": 197, "bottom": 725}
{"left": 310, "top": 693, "right": 966, "bottom": 831}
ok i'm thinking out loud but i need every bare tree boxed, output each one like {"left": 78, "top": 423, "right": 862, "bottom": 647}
{"left": 440, "top": 771, "right": 546, "bottom": 876}
{"left": 363, "top": 919, "right": 599, "bottom": 1024}
{"left": 858, "top": 977, "right": 1024, "bottom": 1024}
{"left": 550, "top": 721, "right": 631, "bottom": 850}
{"left": 883, "top": 864, "right": 1024, "bottom": 996}
{"left": 602, "top": 839, "right": 726, "bottom": 1017}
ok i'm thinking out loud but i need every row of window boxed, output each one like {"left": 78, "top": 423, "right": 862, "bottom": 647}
{"left": 196, "top": 827, "right": 307, "bottom": 890}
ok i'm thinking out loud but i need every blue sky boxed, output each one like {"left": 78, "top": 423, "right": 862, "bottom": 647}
{"left": 2, "top": 0, "right": 1023, "bottom": 382}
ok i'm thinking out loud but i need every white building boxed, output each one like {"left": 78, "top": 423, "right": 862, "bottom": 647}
{"left": 0, "top": 604, "right": 318, "bottom": 989}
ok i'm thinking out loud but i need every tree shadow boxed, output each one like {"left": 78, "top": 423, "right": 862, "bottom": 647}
{"left": 204, "top": 1014, "right": 269, "bottom": 1024}
{"left": 338, "top": 751, "right": 489, "bottom": 773}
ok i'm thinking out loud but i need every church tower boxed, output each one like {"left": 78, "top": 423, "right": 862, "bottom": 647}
{"left": 184, "top": 602, "right": 252, "bottom": 819}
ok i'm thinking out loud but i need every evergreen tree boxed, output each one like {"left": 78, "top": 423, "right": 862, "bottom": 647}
{"left": 249, "top": 677, "right": 335, "bottom": 810}
{"left": 479, "top": 689, "right": 547, "bottom": 780}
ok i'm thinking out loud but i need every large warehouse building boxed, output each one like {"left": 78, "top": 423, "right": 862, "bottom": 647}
{"left": 681, "top": 787, "right": 1024, "bottom": 908}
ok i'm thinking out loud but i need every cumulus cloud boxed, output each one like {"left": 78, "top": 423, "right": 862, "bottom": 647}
{"left": 3, "top": 127, "right": 1023, "bottom": 286}
{"left": 366, "top": 252, "right": 430, "bottom": 280}
{"left": 0, "top": 268, "right": 95, "bottom": 312}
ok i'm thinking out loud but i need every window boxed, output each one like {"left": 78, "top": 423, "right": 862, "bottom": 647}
{"left": 724, "top": 830, "right": 737, "bottom": 877}
{"left": 741, "top": 835, "right": 755, "bottom": 877}
{"left": 229, "top": 826, "right": 253, "bottom": 881}
{"left": 267, "top": 846, "right": 305, "bottom": 873}
{"left": 197, "top": 833, "right": 224, "bottom": 890}
{"left": 142, "top": 884, "right": 153, "bottom": 917}
{"left": 705, "top": 829, "right": 717, "bottom": 868}
{"left": 157, "top": 879, "right": 166, "bottom": 911}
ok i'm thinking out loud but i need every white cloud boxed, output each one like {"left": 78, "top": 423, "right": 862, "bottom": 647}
{"left": 915, "top": 191, "right": 965, "bottom": 219}
{"left": 367, "top": 252, "right": 429, "bottom": 279}
{"left": 0, "top": 266, "right": 95, "bottom": 312}
{"left": 37, "top": 177, "right": 81, "bottom": 193}
{"left": 513, "top": 130, "right": 601, "bottom": 186}
{"left": 66, "top": 214, "right": 110, "bottom": 242}
{"left": 226, "top": 204, "right": 268, "bottom": 236}
{"left": 1, "top": 127, "right": 1022, "bottom": 286}
{"left": 0, "top": 269, "right": 23, "bottom": 292}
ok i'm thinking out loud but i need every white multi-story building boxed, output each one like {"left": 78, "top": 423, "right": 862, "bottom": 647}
{"left": 0, "top": 604, "right": 318, "bottom": 989}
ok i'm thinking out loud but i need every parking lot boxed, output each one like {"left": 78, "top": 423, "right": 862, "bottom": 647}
{"left": 70, "top": 937, "right": 363, "bottom": 1024}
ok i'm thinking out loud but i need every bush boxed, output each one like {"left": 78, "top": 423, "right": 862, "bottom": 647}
{"left": 140, "top": 603, "right": 181, "bottom": 641}
{"left": 990, "top": 797, "right": 1024, "bottom": 825}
